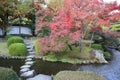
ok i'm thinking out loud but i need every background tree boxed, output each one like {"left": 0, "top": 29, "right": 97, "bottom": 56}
{"left": 0, "top": 0, "right": 18, "bottom": 35}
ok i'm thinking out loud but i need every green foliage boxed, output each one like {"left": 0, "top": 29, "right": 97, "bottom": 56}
{"left": 0, "top": 67, "right": 19, "bottom": 80}
{"left": 5, "top": 35, "right": 13, "bottom": 40}
{"left": 54, "top": 71, "right": 105, "bottom": 80}
{"left": 8, "top": 43, "right": 27, "bottom": 56}
{"left": 38, "top": 26, "right": 51, "bottom": 37}
{"left": 80, "top": 47, "right": 93, "bottom": 60}
{"left": 110, "top": 23, "right": 120, "bottom": 32}
{"left": 34, "top": 39, "right": 39, "bottom": 55}
{"left": 7, "top": 36, "right": 24, "bottom": 47}
{"left": 103, "top": 52, "right": 112, "bottom": 60}
{"left": 91, "top": 44, "right": 103, "bottom": 50}
{"left": 43, "top": 15, "right": 53, "bottom": 22}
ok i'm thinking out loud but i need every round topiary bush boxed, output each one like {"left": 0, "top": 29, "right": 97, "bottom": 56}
{"left": 7, "top": 36, "right": 24, "bottom": 47}
{"left": 9, "top": 43, "right": 27, "bottom": 56}
{"left": 0, "top": 67, "right": 19, "bottom": 80}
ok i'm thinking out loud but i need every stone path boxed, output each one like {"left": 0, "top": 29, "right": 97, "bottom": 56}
{"left": 20, "top": 40, "right": 52, "bottom": 80}
{"left": 20, "top": 40, "right": 36, "bottom": 79}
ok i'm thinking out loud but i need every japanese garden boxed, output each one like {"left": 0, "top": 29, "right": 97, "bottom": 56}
{"left": 0, "top": 0, "right": 120, "bottom": 80}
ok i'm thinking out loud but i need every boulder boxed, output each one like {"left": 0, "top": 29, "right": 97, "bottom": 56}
{"left": 90, "top": 50, "right": 108, "bottom": 63}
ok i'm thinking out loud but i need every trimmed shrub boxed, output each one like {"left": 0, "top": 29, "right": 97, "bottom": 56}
{"left": 5, "top": 35, "right": 13, "bottom": 40}
{"left": 54, "top": 71, "right": 104, "bottom": 80}
{"left": 91, "top": 44, "right": 103, "bottom": 50}
{"left": 9, "top": 43, "right": 27, "bottom": 56}
{"left": 7, "top": 36, "right": 24, "bottom": 47}
{"left": 0, "top": 67, "right": 19, "bottom": 80}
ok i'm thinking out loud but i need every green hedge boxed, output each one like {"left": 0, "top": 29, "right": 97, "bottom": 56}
{"left": 0, "top": 67, "right": 19, "bottom": 80}
{"left": 54, "top": 71, "right": 104, "bottom": 80}
{"left": 8, "top": 43, "right": 27, "bottom": 56}
{"left": 7, "top": 36, "right": 24, "bottom": 47}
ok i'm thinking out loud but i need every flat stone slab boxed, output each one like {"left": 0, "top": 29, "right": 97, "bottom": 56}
{"left": 27, "top": 74, "right": 52, "bottom": 80}
{"left": 25, "top": 61, "right": 34, "bottom": 65}
{"left": 20, "top": 65, "right": 31, "bottom": 69}
{"left": 29, "top": 52, "right": 36, "bottom": 55}
{"left": 20, "top": 70, "right": 35, "bottom": 78}
{"left": 26, "top": 55, "right": 35, "bottom": 58}
{"left": 25, "top": 58, "right": 33, "bottom": 61}
{"left": 27, "top": 49, "right": 33, "bottom": 52}
{"left": 27, "top": 46, "right": 33, "bottom": 49}
{"left": 20, "top": 68, "right": 30, "bottom": 73}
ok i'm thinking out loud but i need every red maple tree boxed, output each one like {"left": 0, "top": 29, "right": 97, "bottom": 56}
{"left": 35, "top": 0, "right": 120, "bottom": 53}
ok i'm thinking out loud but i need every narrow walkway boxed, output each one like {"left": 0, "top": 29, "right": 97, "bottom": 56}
{"left": 80, "top": 50, "right": 120, "bottom": 80}
{"left": 20, "top": 40, "right": 36, "bottom": 79}
{"left": 20, "top": 39, "right": 52, "bottom": 80}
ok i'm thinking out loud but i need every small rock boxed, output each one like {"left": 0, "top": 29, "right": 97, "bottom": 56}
{"left": 27, "top": 74, "right": 52, "bottom": 80}
{"left": 20, "top": 70, "right": 35, "bottom": 78}
{"left": 20, "top": 65, "right": 31, "bottom": 69}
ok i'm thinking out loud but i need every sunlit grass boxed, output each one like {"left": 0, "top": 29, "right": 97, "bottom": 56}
{"left": 0, "top": 41, "right": 9, "bottom": 56}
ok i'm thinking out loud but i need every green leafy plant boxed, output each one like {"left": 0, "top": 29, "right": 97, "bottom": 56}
{"left": 0, "top": 67, "right": 19, "bottom": 80}
{"left": 7, "top": 36, "right": 24, "bottom": 47}
{"left": 34, "top": 39, "right": 40, "bottom": 55}
{"left": 8, "top": 43, "right": 27, "bottom": 56}
{"left": 91, "top": 44, "right": 103, "bottom": 50}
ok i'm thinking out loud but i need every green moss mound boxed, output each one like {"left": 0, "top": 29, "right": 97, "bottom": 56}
{"left": 54, "top": 71, "right": 104, "bottom": 80}
{"left": 0, "top": 67, "right": 19, "bottom": 80}
{"left": 7, "top": 36, "right": 24, "bottom": 47}
{"left": 9, "top": 43, "right": 27, "bottom": 56}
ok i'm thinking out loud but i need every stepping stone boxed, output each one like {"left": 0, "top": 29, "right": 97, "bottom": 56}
{"left": 20, "top": 65, "right": 31, "bottom": 69}
{"left": 27, "top": 46, "right": 33, "bottom": 49}
{"left": 27, "top": 74, "right": 52, "bottom": 80}
{"left": 29, "top": 52, "right": 36, "bottom": 55}
{"left": 25, "top": 61, "right": 34, "bottom": 65}
{"left": 20, "top": 70, "right": 35, "bottom": 78}
{"left": 25, "top": 43, "right": 31, "bottom": 45}
{"left": 25, "top": 58, "right": 33, "bottom": 61}
{"left": 26, "top": 55, "right": 35, "bottom": 58}
{"left": 20, "top": 68, "right": 30, "bottom": 73}
{"left": 28, "top": 49, "right": 33, "bottom": 52}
